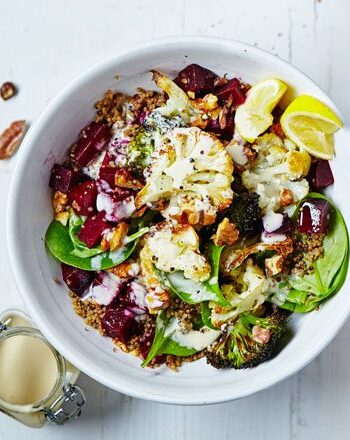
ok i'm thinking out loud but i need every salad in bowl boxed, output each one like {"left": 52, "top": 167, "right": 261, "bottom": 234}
{"left": 45, "top": 63, "right": 348, "bottom": 371}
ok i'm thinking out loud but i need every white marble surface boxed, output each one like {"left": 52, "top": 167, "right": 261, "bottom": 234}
{"left": 0, "top": 0, "right": 350, "bottom": 438}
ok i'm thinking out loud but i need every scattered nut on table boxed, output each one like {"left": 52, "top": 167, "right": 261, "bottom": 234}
{"left": 0, "top": 120, "right": 27, "bottom": 159}
{"left": 0, "top": 82, "right": 17, "bottom": 100}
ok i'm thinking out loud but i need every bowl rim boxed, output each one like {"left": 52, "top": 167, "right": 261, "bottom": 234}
{"left": 6, "top": 35, "right": 349, "bottom": 405}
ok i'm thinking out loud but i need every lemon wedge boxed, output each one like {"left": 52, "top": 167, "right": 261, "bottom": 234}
{"left": 235, "top": 78, "right": 288, "bottom": 142}
{"left": 281, "top": 95, "right": 343, "bottom": 160}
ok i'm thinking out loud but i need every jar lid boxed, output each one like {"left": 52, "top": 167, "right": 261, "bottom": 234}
{"left": 0, "top": 309, "right": 85, "bottom": 427}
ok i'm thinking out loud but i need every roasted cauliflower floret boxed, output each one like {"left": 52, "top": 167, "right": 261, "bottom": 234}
{"left": 210, "top": 259, "right": 269, "bottom": 327}
{"left": 151, "top": 70, "right": 200, "bottom": 125}
{"left": 135, "top": 127, "right": 234, "bottom": 226}
{"left": 242, "top": 133, "right": 311, "bottom": 213}
{"left": 140, "top": 222, "right": 211, "bottom": 282}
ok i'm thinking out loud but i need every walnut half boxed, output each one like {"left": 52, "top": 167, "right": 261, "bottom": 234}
{"left": 212, "top": 217, "right": 239, "bottom": 246}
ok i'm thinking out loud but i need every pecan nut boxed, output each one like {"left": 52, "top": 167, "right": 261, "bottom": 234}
{"left": 0, "top": 120, "right": 26, "bottom": 159}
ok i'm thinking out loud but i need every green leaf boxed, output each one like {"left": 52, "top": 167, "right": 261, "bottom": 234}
{"left": 45, "top": 220, "right": 146, "bottom": 271}
{"left": 165, "top": 271, "right": 224, "bottom": 304}
{"left": 276, "top": 193, "right": 349, "bottom": 312}
{"left": 162, "top": 244, "right": 230, "bottom": 307}
{"left": 141, "top": 313, "right": 169, "bottom": 367}
{"left": 141, "top": 311, "right": 219, "bottom": 367}
{"left": 200, "top": 302, "right": 220, "bottom": 330}
{"left": 161, "top": 339, "right": 197, "bottom": 356}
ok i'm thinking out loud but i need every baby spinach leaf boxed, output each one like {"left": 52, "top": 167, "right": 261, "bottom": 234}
{"left": 141, "top": 311, "right": 220, "bottom": 367}
{"left": 161, "top": 339, "right": 197, "bottom": 356}
{"left": 45, "top": 220, "right": 147, "bottom": 271}
{"left": 200, "top": 302, "right": 220, "bottom": 330}
{"left": 141, "top": 312, "right": 195, "bottom": 366}
{"left": 165, "top": 271, "right": 224, "bottom": 304}
{"left": 163, "top": 245, "right": 230, "bottom": 307}
{"left": 68, "top": 211, "right": 104, "bottom": 258}
{"left": 276, "top": 193, "right": 349, "bottom": 312}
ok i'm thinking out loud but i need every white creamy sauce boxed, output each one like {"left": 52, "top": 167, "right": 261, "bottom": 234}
{"left": 0, "top": 335, "right": 58, "bottom": 406}
{"left": 263, "top": 211, "right": 284, "bottom": 233}
{"left": 128, "top": 281, "right": 147, "bottom": 313}
{"left": 90, "top": 254, "right": 103, "bottom": 270}
{"left": 167, "top": 272, "right": 216, "bottom": 302}
{"left": 128, "top": 263, "right": 140, "bottom": 277}
{"left": 165, "top": 318, "right": 220, "bottom": 350}
{"left": 84, "top": 272, "right": 121, "bottom": 306}
{"left": 261, "top": 231, "right": 286, "bottom": 243}
{"left": 96, "top": 193, "right": 136, "bottom": 222}
{"left": 109, "top": 246, "right": 128, "bottom": 263}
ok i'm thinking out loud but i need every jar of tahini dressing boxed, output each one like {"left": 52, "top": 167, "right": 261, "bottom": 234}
{"left": 0, "top": 310, "right": 85, "bottom": 428}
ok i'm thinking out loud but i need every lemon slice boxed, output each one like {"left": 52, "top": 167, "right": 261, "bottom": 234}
{"left": 235, "top": 78, "right": 288, "bottom": 142}
{"left": 281, "top": 95, "right": 343, "bottom": 160}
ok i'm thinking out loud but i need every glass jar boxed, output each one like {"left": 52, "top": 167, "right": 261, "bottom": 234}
{"left": 0, "top": 309, "right": 85, "bottom": 428}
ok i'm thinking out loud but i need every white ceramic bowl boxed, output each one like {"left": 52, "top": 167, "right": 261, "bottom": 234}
{"left": 7, "top": 36, "right": 350, "bottom": 405}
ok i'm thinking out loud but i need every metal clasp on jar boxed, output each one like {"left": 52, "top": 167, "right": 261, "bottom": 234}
{"left": 45, "top": 384, "right": 86, "bottom": 425}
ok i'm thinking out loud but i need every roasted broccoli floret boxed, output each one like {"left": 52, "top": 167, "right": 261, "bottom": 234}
{"left": 206, "top": 307, "right": 289, "bottom": 369}
{"left": 223, "top": 192, "right": 262, "bottom": 235}
{"left": 127, "top": 129, "right": 155, "bottom": 176}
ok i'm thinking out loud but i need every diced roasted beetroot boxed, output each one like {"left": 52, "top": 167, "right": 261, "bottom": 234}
{"left": 49, "top": 164, "right": 73, "bottom": 193}
{"left": 308, "top": 160, "right": 334, "bottom": 190}
{"left": 174, "top": 64, "right": 218, "bottom": 95}
{"left": 73, "top": 122, "right": 111, "bottom": 167}
{"left": 101, "top": 308, "right": 139, "bottom": 343}
{"left": 99, "top": 166, "right": 117, "bottom": 187}
{"left": 119, "top": 281, "right": 147, "bottom": 314}
{"left": 206, "top": 114, "right": 235, "bottom": 140}
{"left": 61, "top": 264, "right": 94, "bottom": 296}
{"left": 275, "top": 214, "right": 294, "bottom": 235}
{"left": 107, "top": 282, "right": 128, "bottom": 310}
{"left": 214, "top": 78, "right": 246, "bottom": 107}
{"left": 140, "top": 333, "right": 155, "bottom": 359}
{"left": 77, "top": 212, "right": 108, "bottom": 248}
{"left": 297, "top": 198, "right": 331, "bottom": 234}
{"left": 69, "top": 180, "right": 98, "bottom": 216}
{"left": 86, "top": 272, "right": 125, "bottom": 305}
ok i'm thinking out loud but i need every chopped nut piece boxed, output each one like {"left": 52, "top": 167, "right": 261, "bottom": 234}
{"left": 212, "top": 217, "right": 239, "bottom": 246}
{"left": 252, "top": 325, "right": 271, "bottom": 344}
{"left": 0, "top": 120, "right": 26, "bottom": 159}
{"left": 115, "top": 169, "right": 143, "bottom": 190}
{"left": 218, "top": 105, "right": 229, "bottom": 130}
{"left": 243, "top": 146, "right": 256, "bottom": 162}
{"left": 110, "top": 222, "right": 129, "bottom": 251}
{"left": 52, "top": 191, "right": 68, "bottom": 213}
{"left": 145, "top": 288, "right": 170, "bottom": 312}
{"left": 101, "top": 223, "right": 129, "bottom": 251}
{"left": 265, "top": 254, "right": 284, "bottom": 276}
{"left": 55, "top": 211, "right": 69, "bottom": 226}
{"left": 280, "top": 188, "right": 294, "bottom": 207}
{"left": 0, "top": 82, "right": 16, "bottom": 100}
{"left": 109, "top": 261, "right": 136, "bottom": 278}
